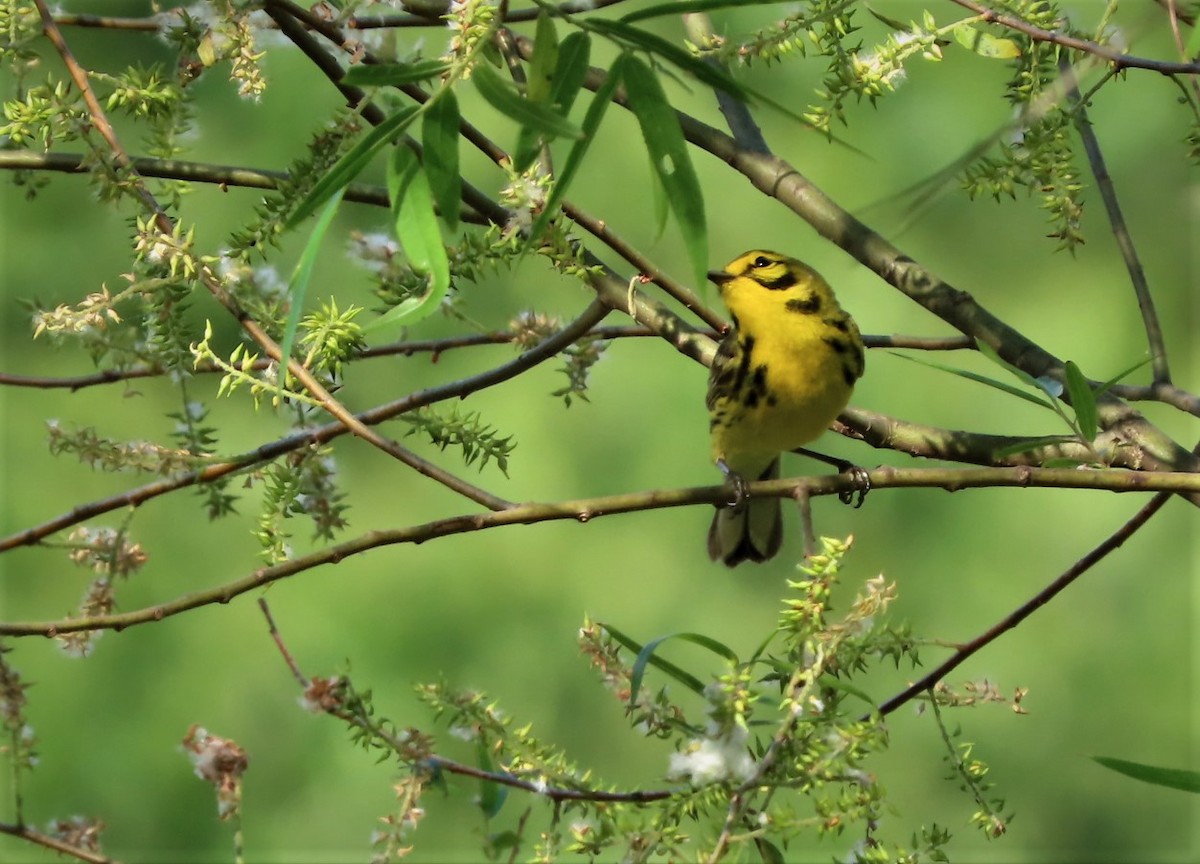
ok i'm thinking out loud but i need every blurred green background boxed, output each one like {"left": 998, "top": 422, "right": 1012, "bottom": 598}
{"left": 1, "top": 1, "right": 1197, "bottom": 861}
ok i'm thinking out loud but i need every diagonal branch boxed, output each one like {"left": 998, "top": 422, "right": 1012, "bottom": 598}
{"left": 34, "top": 1, "right": 509, "bottom": 510}
{"left": 1060, "top": 56, "right": 1171, "bottom": 384}
{"left": 873, "top": 490, "right": 1173, "bottom": 719}
{"left": 0, "top": 299, "right": 614, "bottom": 552}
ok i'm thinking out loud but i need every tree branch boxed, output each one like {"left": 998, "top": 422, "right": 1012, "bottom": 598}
{"left": 5, "top": 466, "right": 1199, "bottom": 637}
{"left": 1060, "top": 57, "right": 1171, "bottom": 385}
{"left": 948, "top": 0, "right": 1200, "bottom": 74}
{"left": 874, "top": 489, "right": 1173, "bottom": 718}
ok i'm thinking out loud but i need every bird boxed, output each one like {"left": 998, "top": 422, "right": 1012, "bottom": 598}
{"left": 705, "top": 250, "right": 865, "bottom": 566}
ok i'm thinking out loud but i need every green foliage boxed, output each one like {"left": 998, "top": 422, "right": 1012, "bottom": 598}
{"left": 397, "top": 405, "right": 515, "bottom": 475}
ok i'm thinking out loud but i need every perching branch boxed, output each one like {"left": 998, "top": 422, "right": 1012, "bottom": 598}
{"left": 5, "top": 465, "right": 1199, "bottom": 638}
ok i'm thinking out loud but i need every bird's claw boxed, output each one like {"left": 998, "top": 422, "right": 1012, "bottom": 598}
{"left": 723, "top": 471, "right": 750, "bottom": 511}
{"left": 837, "top": 465, "right": 870, "bottom": 509}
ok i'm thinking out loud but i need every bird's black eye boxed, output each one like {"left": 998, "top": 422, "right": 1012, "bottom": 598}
{"left": 753, "top": 256, "right": 772, "bottom": 268}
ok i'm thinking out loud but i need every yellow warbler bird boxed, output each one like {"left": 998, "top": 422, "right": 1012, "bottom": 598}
{"left": 706, "top": 250, "right": 864, "bottom": 566}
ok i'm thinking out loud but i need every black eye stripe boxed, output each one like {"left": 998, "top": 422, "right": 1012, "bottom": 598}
{"left": 758, "top": 270, "right": 798, "bottom": 290}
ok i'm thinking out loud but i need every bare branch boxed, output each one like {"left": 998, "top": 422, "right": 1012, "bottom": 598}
{"left": 874, "top": 490, "right": 1172, "bottom": 718}
{"left": 5, "top": 465, "right": 1199, "bottom": 638}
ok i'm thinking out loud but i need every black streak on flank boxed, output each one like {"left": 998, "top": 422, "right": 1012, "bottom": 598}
{"left": 786, "top": 294, "right": 821, "bottom": 314}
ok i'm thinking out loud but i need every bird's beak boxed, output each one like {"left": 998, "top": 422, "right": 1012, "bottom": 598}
{"left": 707, "top": 270, "right": 733, "bottom": 285}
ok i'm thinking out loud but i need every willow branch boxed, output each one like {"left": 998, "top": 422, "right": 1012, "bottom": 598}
{"left": 0, "top": 332, "right": 973, "bottom": 391}
{"left": 0, "top": 822, "right": 114, "bottom": 864}
{"left": 947, "top": 0, "right": 1200, "bottom": 74}
{"left": 1061, "top": 57, "right": 1170, "bottom": 385}
{"left": 37, "top": 3, "right": 510, "bottom": 510}
{"left": 670, "top": 107, "right": 1200, "bottom": 482}
{"left": 347, "top": 0, "right": 631, "bottom": 29}
{"left": 874, "top": 489, "right": 1173, "bottom": 718}
{"left": 5, "top": 466, "right": 1199, "bottom": 637}
{"left": 0, "top": 299, "right": 613, "bottom": 553}
{"left": 260, "top": 599, "right": 675, "bottom": 803}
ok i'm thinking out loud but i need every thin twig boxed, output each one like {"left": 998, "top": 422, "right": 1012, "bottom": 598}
{"left": 37, "top": 2, "right": 509, "bottom": 510}
{"left": 873, "top": 490, "right": 1172, "bottom": 718}
{"left": 0, "top": 821, "right": 115, "bottom": 864}
{"left": 1060, "top": 56, "right": 1170, "bottom": 384}
{"left": 0, "top": 299, "right": 613, "bottom": 553}
{"left": 947, "top": 0, "right": 1200, "bottom": 74}
{"left": 258, "top": 601, "right": 674, "bottom": 804}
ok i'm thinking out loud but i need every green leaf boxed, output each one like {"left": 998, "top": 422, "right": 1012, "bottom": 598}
{"left": 549, "top": 32, "right": 591, "bottom": 115}
{"left": 1187, "top": 20, "right": 1200, "bottom": 60}
{"left": 341, "top": 59, "right": 451, "bottom": 86}
{"left": 587, "top": 18, "right": 751, "bottom": 102}
{"left": 513, "top": 30, "right": 592, "bottom": 171}
{"left": 816, "top": 674, "right": 877, "bottom": 709}
{"left": 471, "top": 63, "right": 583, "bottom": 140}
{"left": 992, "top": 434, "right": 1077, "bottom": 460}
{"left": 366, "top": 148, "right": 450, "bottom": 333}
{"left": 754, "top": 838, "right": 786, "bottom": 864}
{"left": 621, "top": 0, "right": 773, "bottom": 25}
{"left": 598, "top": 621, "right": 706, "bottom": 702}
{"left": 864, "top": 3, "right": 914, "bottom": 31}
{"left": 887, "top": 351, "right": 1055, "bottom": 410}
{"left": 477, "top": 739, "right": 509, "bottom": 817}
{"left": 628, "top": 631, "right": 738, "bottom": 709}
{"left": 526, "top": 53, "right": 624, "bottom": 246}
{"left": 287, "top": 107, "right": 419, "bottom": 228}
{"left": 422, "top": 91, "right": 461, "bottom": 230}
{"left": 281, "top": 188, "right": 345, "bottom": 383}
{"left": 1094, "top": 356, "right": 1151, "bottom": 397}
{"left": 525, "top": 11, "right": 559, "bottom": 104}
{"left": 976, "top": 341, "right": 1050, "bottom": 394}
{"left": 1064, "top": 360, "right": 1097, "bottom": 441}
{"left": 953, "top": 24, "right": 1022, "bottom": 59}
{"left": 622, "top": 54, "right": 707, "bottom": 287}
{"left": 1093, "top": 756, "right": 1200, "bottom": 793}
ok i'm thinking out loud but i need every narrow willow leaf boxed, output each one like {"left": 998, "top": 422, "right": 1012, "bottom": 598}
{"left": 526, "top": 54, "right": 624, "bottom": 246}
{"left": 281, "top": 188, "right": 345, "bottom": 381}
{"left": 622, "top": 54, "right": 707, "bottom": 287}
{"left": 992, "top": 435, "right": 1077, "bottom": 460}
{"left": 583, "top": 19, "right": 859, "bottom": 146}
{"left": 366, "top": 148, "right": 449, "bottom": 332}
{"left": 1064, "top": 360, "right": 1098, "bottom": 441}
{"left": 598, "top": 621, "right": 706, "bottom": 700}
{"left": 888, "top": 350, "right": 1055, "bottom": 410}
{"left": 621, "top": 0, "right": 775, "bottom": 24}
{"left": 477, "top": 740, "right": 509, "bottom": 817}
{"left": 341, "top": 59, "right": 451, "bottom": 86}
{"left": 287, "top": 107, "right": 419, "bottom": 228}
{"left": 525, "top": 11, "right": 559, "bottom": 104}
{"left": 471, "top": 63, "right": 583, "bottom": 140}
{"left": 754, "top": 838, "right": 786, "bottom": 864}
{"left": 513, "top": 30, "right": 592, "bottom": 171}
{"left": 587, "top": 18, "right": 750, "bottom": 100}
{"left": 864, "top": 3, "right": 913, "bottom": 31}
{"left": 816, "top": 675, "right": 878, "bottom": 710}
{"left": 1094, "top": 356, "right": 1151, "bottom": 397}
{"left": 628, "top": 631, "right": 737, "bottom": 709}
{"left": 953, "top": 24, "right": 1021, "bottom": 59}
{"left": 1093, "top": 756, "right": 1200, "bottom": 794}
{"left": 422, "top": 90, "right": 461, "bottom": 230}
{"left": 549, "top": 32, "right": 591, "bottom": 115}
{"left": 976, "top": 341, "right": 1050, "bottom": 394}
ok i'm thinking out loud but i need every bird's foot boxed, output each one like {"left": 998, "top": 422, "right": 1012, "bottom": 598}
{"left": 835, "top": 462, "right": 870, "bottom": 509}
{"left": 716, "top": 459, "right": 750, "bottom": 511}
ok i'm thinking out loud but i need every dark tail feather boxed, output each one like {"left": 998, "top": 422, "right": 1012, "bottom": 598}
{"left": 706, "top": 460, "right": 783, "bottom": 567}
